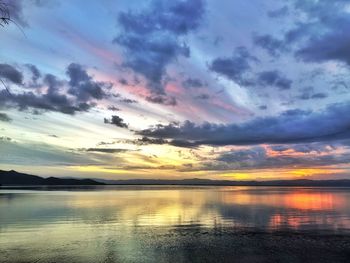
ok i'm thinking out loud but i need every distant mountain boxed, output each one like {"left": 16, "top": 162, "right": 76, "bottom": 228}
{"left": 1, "top": 170, "right": 350, "bottom": 187}
{"left": 0, "top": 170, "right": 104, "bottom": 185}
{"left": 95, "top": 178, "right": 350, "bottom": 187}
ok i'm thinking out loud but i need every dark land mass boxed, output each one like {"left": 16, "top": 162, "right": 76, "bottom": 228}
{"left": 0, "top": 170, "right": 104, "bottom": 185}
{"left": 1, "top": 169, "right": 350, "bottom": 186}
{"left": 96, "top": 178, "right": 350, "bottom": 187}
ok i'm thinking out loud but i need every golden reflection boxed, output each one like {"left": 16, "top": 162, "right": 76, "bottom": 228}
{"left": 66, "top": 189, "right": 218, "bottom": 227}
{"left": 268, "top": 213, "right": 344, "bottom": 230}
{"left": 285, "top": 192, "right": 338, "bottom": 210}
{"left": 221, "top": 187, "right": 347, "bottom": 211}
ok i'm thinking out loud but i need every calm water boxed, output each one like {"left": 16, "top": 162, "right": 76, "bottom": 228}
{"left": 1, "top": 186, "right": 350, "bottom": 262}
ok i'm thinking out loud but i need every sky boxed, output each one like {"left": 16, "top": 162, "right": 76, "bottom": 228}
{"left": 1, "top": 0, "right": 350, "bottom": 180}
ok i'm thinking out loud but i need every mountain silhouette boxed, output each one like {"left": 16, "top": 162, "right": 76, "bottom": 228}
{"left": 95, "top": 178, "right": 350, "bottom": 186}
{"left": 0, "top": 170, "right": 104, "bottom": 185}
{"left": 1, "top": 169, "right": 350, "bottom": 186}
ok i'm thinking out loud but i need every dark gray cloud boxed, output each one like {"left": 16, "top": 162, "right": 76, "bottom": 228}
{"left": 0, "top": 64, "right": 23, "bottom": 84}
{"left": 210, "top": 49, "right": 292, "bottom": 90}
{"left": 104, "top": 115, "right": 128, "bottom": 128}
{"left": 66, "top": 63, "right": 111, "bottom": 102}
{"left": 180, "top": 143, "right": 350, "bottom": 172}
{"left": 114, "top": 0, "right": 205, "bottom": 95}
{"left": 113, "top": 136, "right": 168, "bottom": 146}
{"left": 0, "top": 112, "right": 11, "bottom": 122}
{"left": 44, "top": 73, "right": 63, "bottom": 90}
{"left": 269, "top": 1, "right": 350, "bottom": 66}
{"left": 209, "top": 47, "right": 257, "bottom": 85}
{"left": 195, "top": 94, "right": 210, "bottom": 100}
{"left": 253, "top": 34, "right": 286, "bottom": 57}
{"left": 120, "top": 98, "right": 138, "bottom": 104}
{"left": 208, "top": 146, "right": 350, "bottom": 171}
{"left": 25, "top": 64, "right": 41, "bottom": 83}
{"left": 182, "top": 78, "right": 204, "bottom": 88}
{"left": 0, "top": 89, "right": 92, "bottom": 115}
{"left": 108, "top": 105, "right": 120, "bottom": 111}
{"left": 84, "top": 148, "right": 129, "bottom": 153}
{"left": 298, "top": 91, "right": 328, "bottom": 100}
{"left": 216, "top": 147, "right": 266, "bottom": 163}
{"left": 257, "top": 70, "right": 292, "bottom": 90}
{"left": 311, "top": 93, "right": 328, "bottom": 99}
{"left": 138, "top": 102, "right": 350, "bottom": 146}
{"left": 295, "top": 20, "right": 350, "bottom": 65}
{"left": 116, "top": 136, "right": 197, "bottom": 148}
{"left": 136, "top": 136, "right": 167, "bottom": 145}
{"left": 0, "top": 63, "right": 109, "bottom": 115}
{"left": 118, "top": 78, "right": 128, "bottom": 85}
{"left": 267, "top": 6, "right": 289, "bottom": 18}
{"left": 253, "top": 0, "right": 350, "bottom": 67}
{"left": 146, "top": 95, "right": 177, "bottom": 106}
{"left": 271, "top": 143, "right": 333, "bottom": 154}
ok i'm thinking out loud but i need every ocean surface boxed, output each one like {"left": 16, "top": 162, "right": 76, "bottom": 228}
{"left": 1, "top": 186, "right": 350, "bottom": 263}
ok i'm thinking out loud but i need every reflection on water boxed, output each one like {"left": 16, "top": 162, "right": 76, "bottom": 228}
{"left": 1, "top": 186, "right": 350, "bottom": 262}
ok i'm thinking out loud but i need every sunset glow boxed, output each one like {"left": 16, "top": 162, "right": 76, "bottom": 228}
{"left": 1, "top": 0, "right": 350, "bottom": 181}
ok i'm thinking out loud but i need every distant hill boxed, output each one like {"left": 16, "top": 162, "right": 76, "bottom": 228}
{"left": 95, "top": 178, "right": 350, "bottom": 187}
{"left": 1, "top": 170, "right": 350, "bottom": 187}
{"left": 0, "top": 170, "right": 104, "bottom": 185}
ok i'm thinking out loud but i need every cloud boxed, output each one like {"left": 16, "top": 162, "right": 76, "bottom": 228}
{"left": 43, "top": 73, "right": 63, "bottom": 90}
{"left": 267, "top": 6, "right": 289, "bottom": 18}
{"left": 108, "top": 105, "right": 120, "bottom": 111}
{"left": 104, "top": 115, "right": 128, "bottom": 128}
{"left": 252, "top": 1, "right": 350, "bottom": 67}
{"left": 257, "top": 70, "right": 292, "bottom": 90}
{"left": 0, "top": 64, "right": 23, "bottom": 84}
{"left": 137, "top": 102, "right": 350, "bottom": 146}
{"left": 120, "top": 98, "right": 138, "bottom": 104}
{"left": 295, "top": 20, "right": 350, "bottom": 66}
{"left": 297, "top": 87, "right": 328, "bottom": 100}
{"left": 0, "top": 63, "right": 109, "bottom": 115}
{"left": 84, "top": 148, "right": 129, "bottom": 153}
{"left": 114, "top": 0, "right": 205, "bottom": 94}
{"left": 216, "top": 147, "right": 266, "bottom": 163}
{"left": 0, "top": 112, "right": 11, "bottom": 122}
{"left": 270, "top": 143, "right": 333, "bottom": 154}
{"left": 25, "top": 64, "right": 41, "bottom": 83}
{"left": 182, "top": 78, "right": 204, "bottom": 88}
{"left": 209, "top": 47, "right": 257, "bottom": 85}
{"left": 66, "top": 63, "right": 111, "bottom": 102}
{"left": 195, "top": 94, "right": 210, "bottom": 100}
{"left": 180, "top": 143, "right": 350, "bottom": 172}
{"left": 146, "top": 95, "right": 177, "bottom": 106}
{"left": 0, "top": 89, "right": 92, "bottom": 115}
{"left": 253, "top": 34, "right": 286, "bottom": 57}
{"left": 105, "top": 137, "right": 165, "bottom": 147}
{"left": 118, "top": 78, "right": 128, "bottom": 85}
{"left": 270, "top": 0, "right": 350, "bottom": 66}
